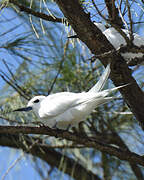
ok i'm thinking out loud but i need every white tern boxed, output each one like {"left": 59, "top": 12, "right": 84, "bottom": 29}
{"left": 14, "top": 64, "right": 126, "bottom": 129}
{"left": 69, "top": 23, "right": 144, "bottom": 61}
{"left": 103, "top": 27, "right": 144, "bottom": 60}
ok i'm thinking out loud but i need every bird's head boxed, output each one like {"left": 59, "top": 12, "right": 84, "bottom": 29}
{"left": 13, "top": 96, "right": 46, "bottom": 113}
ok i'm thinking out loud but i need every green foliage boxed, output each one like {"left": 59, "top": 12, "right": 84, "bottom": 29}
{"left": 0, "top": 0, "right": 144, "bottom": 179}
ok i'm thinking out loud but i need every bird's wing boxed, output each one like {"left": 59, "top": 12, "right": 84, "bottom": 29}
{"left": 103, "top": 28, "right": 127, "bottom": 49}
{"left": 39, "top": 84, "right": 128, "bottom": 119}
{"left": 39, "top": 92, "right": 89, "bottom": 118}
{"left": 88, "top": 63, "right": 110, "bottom": 93}
{"left": 94, "top": 23, "right": 106, "bottom": 32}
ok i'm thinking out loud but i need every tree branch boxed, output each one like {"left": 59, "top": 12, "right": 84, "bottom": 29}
{"left": 88, "top": 45, "right": 144, "bottom": 66}
{"left": 0, "top": 125, "right": 144, "bottom": 167}
{"left": 9, "top": 0, "right": 65, "bottom": 23}
{"left": 54, "top": 0, "right": 144, "bottom": 130}
{"left": 104, "top": 0, "right": 124, "bottom": 28}
{"left": 0, "top": 133, "right": 101, "bottom": 180}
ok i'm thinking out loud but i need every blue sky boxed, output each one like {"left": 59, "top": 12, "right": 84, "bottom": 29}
{"left": 0, "top": 7, "right": 73, "bottom": 180}
{"left": 0, "top": 147, "right": 42, "bottom": 180}
{"left": 0, "top": 8, "right": 46, "bottom": 180}
{"left": 0, "top": 1, "right": 144, "bottom": 180}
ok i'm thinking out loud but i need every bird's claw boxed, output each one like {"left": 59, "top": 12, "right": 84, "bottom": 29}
{"left": 52, "top": 122, "right": 58, "bottom": 129}
{"left": 66, "top": 124, "right": 71, "bottom": 131}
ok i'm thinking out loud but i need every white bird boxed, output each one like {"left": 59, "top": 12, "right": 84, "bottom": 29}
{"left": 69, "top": 23, "right": 144, "bottom": 61}
{"left": 14, "top": 64, "right": 126, "bottom": 129}
{"left": 103, "top": 27, "right": 144, "bottom": 60}
{"left": 94, "top": 22, "right": 106, "bottom": 32}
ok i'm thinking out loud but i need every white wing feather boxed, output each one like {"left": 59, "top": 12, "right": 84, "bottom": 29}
{"left": 36, "top": 63, "right": 128, "bottom": 129}
{"left": 89, "top": 64, "right": 110, "bottom": 93}
{"left": 39, "top": 92, "right": 88, "bottom": 118}
{"left": 39, "top": 83, "right": 126, "bottom": 119}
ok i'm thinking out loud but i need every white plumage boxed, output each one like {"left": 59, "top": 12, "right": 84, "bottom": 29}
{"left": 94, "top": 22, "right": 106, "bottom": 32}
{"left": 96, "top": 23, "right": 144, "bottom": 60}
{"left": 103, "top": 27, "right": 144, "bottom": 60}
{"left": 69, "top": 23, "right": 144, "bottom": 61}
{"left": 14, "top": 64, "right": 126, "bottom": 129}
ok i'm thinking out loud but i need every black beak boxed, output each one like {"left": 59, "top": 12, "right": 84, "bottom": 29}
{"left": 13, "top": 106, "right": 32, "bottom": 112}
{"left": 67, "top": 35, "right": 78, "bottom": 38}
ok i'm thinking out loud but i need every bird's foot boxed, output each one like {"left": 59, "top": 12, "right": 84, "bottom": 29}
{"left": 66, "top": 124, "right": 71, "bottom": 131}
{"left": 52, "top": 122, "right": 58, "bottom": 129}
{"left": 33, "top": 121, "right": 46, "bottom": 127}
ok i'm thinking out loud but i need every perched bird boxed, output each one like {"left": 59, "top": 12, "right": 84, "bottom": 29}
{"left": 103, "top": 27, "right": 144, "bottom": 60}
{"left": 68, "top": 23, "right": 144, "bottom": 61}
{"left": 14, "top": 64, "right": 126, "bottom": 129}
{"left": 93, "top": 22, "right": 106, "bottom": 32}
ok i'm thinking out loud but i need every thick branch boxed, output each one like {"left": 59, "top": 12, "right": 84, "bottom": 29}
{"left": 0, "top": 125, "right": 144, "bottom": 167}
{"left": 55, "top": 0, "right": 144, "bottom": 129}
{"left": 0, "top": 134, "right": 100, "bottom": 180}
{"left": 88, "top": 45, "right": 144, "bottom": 66}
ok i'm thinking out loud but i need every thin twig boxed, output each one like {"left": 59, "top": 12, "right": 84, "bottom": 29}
{"left": 48, "top": 40, "right": 69, "bottom": 94}
{"left": 126, "top": 0, "right": 134, "bottom": 44}
{"left": 0, "top": 73, "right": 29, "bottom": 100}
{"left": 91, "top": 0, "right": 108, "bottom": 21}
{"left": 2, "top": 138, "right": 41, "bottom": 180}
{"left": 9, "top": 0, "right": 65, "bottom": 23}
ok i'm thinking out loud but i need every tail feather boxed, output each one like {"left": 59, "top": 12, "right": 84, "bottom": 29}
{"left": 85, "top": 84, "right": 128, "bottom": 108}
{"left": 97, "top": 84, "right": 129, "bottom": 97}
{"left": 94, "top": 97, "right": 116, "bottom": 107}
{"left": 89, "top": 64, "right": 110, "bottom": 93}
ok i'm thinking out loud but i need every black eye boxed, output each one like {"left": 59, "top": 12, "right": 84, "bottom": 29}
{"left": 33, "top": 99, "right": 40, "bottom": 103}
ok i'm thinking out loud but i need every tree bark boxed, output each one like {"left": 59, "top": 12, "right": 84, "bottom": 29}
{"left": 0, "top": 133, "right": 101, "bottom": 180}
{"left": 55, "top": 0, "right": 144, "bottom": 130}
{"left": 0, "top": 125, "right": 144, "bottom": 167}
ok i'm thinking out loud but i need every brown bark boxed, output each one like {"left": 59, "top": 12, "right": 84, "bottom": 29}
{"left": 0, "top": 125, "right": 144, "bottom": 167}
{"left": 55, "top": 0, "right": 144, "bottom": 130}
{"left": 0, "top": 133, "right": 101, "bottom": 180}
